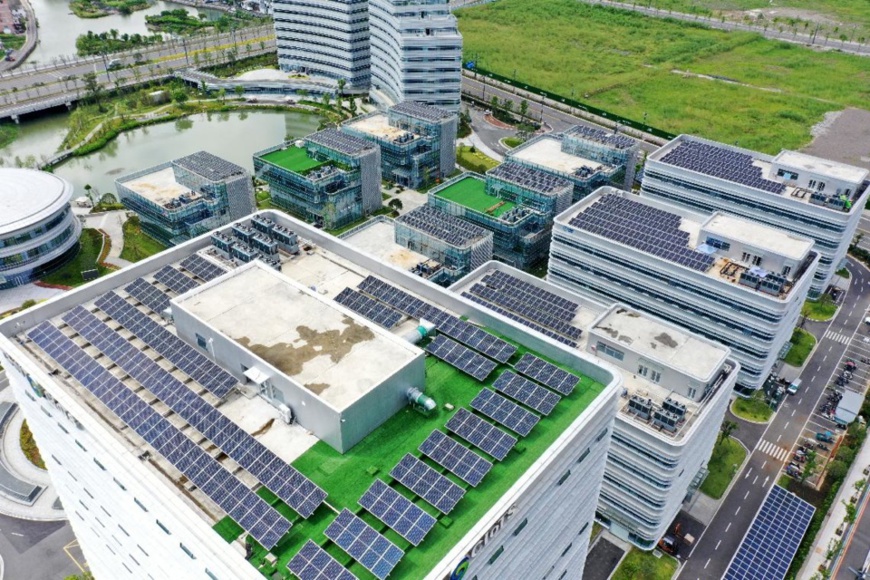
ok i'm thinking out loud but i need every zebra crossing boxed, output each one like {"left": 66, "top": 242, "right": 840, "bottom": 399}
{"left": 756, "top": 440, "right": 789, "bottom": 461}
{"left": 824, "top": 330, "right": 851, "bottom": 345}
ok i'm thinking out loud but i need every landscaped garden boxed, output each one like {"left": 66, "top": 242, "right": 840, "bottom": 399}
{"left": 783, "top": 327, "right": 816, "bottom": 367}
{"left": 700, "top": 436, "right": 746, "bottom": 499}
{"left": 731, "top": 390, "right": 773, "bottom": 422}
{"left": 612, "top": 547, "right": 678, "bottom": 580}
{"left": 120, "top": 216, "right": 166, "bottom": 263}
{"left": 40, "top": 229, "right": 114, "bottom": 288}
{"left": 19, "top": 420, "right": 45, "bottom": 470}
{"left": 802, "top": 295, "right": 838, "bottom": 321}
{"left": 456, "top": 145, "right": 499, "bottom": 173}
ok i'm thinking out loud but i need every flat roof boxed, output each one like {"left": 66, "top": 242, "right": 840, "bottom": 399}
{"left": 774, "top": 150, "right": 869, "bottom": 184}
{"left": 0, "top": 169, "right": 74, "bottom": 235}
{"left": 341, "top": 219, "right": 435, "bottom": 271}
{"left": 593, "top": 306, "right": 728, "bottom": 381}
{"left": 346, "top": 113, "right": 414, "bottom": 142}
{"left": 391, "top": 101, "right": 454, "bottom": 122}
{"left": 703, "top": 213, "right": 813, "bottom": 261}
{"left": 259, "top": 146, "right": 326, "bottom": 173}
{"left": 174, "top": 151, "right": 246, "bottom": 182}
{"left": 120, "top": 167, "right": 195, "bottom": 205}
{"left": 509, "top": 136, "right": 603, "bottom": 175}
{"left": 434, "top": 175, "right": 516, "bottom": 217}
{"left": 396, "top": 205, "right": 490, "bottom": 247}
{"left": 487, "top": 162, "right": 572, "bottom": 195}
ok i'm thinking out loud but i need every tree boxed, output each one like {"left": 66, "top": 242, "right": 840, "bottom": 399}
{"left": 337, "top": 78, "right": 346, "bottom": 99}
{"left": 234, "top": 85, "right": 245, "bottom": 99}
{"left": 827, "top": 459, "right": 848, "bottom": 482}
{"left": 218, "top": 88, "right": 226, "bottom": 102}
{"left": 719, "top": 420, "right": 737, "bottom": 442}
{"left": 490, "top": 95, "right": 499, "bottom": 112}
{"left": 172, "top": 89, "right": 189, "bottom": 106}
{"left": 82, "top": 72, "right": 105, "bottom": 111}
{"left": 388, "top": 198, "right": 403, "bottom": 212}
{"left": 518, "top": 99, "right": 529, "bottom": 124}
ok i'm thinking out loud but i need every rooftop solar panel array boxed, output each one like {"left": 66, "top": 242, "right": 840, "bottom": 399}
{"left": 465, "top": 283, "right": 582, "bottom": 341}
{"left": 174, "top": 151, "right": 246, "bottom": 182}
{"left": 390, "top": 454, "right": 465, "bottom": 514}
{"left": 462, "top": 294, "right": 577, "bottom": 348}
{"left": 179, "top": 254, "right": 228, "bottom": 282}
{"left": 288, "top": 540, "right": 358, "bottom": 580}
{"left": 95, "top": 291, "right": 237, "bottom": 398}
{"left": 358, "top": 480, "right": 437, "bottom": 546}
{"left": 568, "top": 194, "right": 716, "bottom": 272}
{"left": 334, "top": 288, "right": 403, "bottom": 329}
{"left": 324, "top": 509, "right": 404, "bottom": 580}
{"left": 436, "top": 317, "right": 516, "bottom": 364}
{"left": 395, "top": 205, "right": 490, "bottom": 247}
{"left": 154, "top": 265, "right": 200, "bottom": 295}
{"left": 659, "top": 139, "right": 786, "bottom": 194}
{"left": 484, "top": 270, "right": 578, "bottom": 313}
{"left": 471, "top": 389, "right": 539, "bottom": 437}
{"left": 124, "top": 278, "right": 171, "bottom": 313}
{"left": 308, "top": 128, "right": 374, "bottom": 156}
{"left": 565, "top": 125, "right": 636, "bottom": 150}
{"left": 391, "top": 100, "right": 454, "bottom": 122}
{"left": 26, "top": 322, "right": 291, "bottom": 549}
{"left": 418, "top": 430, "right": 492, "bottom": 487}
{"left": 445, "top": 408, "right": 517, "bottom": 461}
{"left": 61, "top": 306, "right": 327, "bottom": 519}
{"left": 425, "top": 335, "right": 498, "bottom": 381}
{"left": 492, "top": 370, "right": 561, "bottom": 416}
{"left": 725, "top": 485, "right": 815, "bottom": 580}
{"left": 487, "top": 162, "right": 572, "bottom": 195}
{"left": 514, "top": 353, "right": 580, "bottom": 396}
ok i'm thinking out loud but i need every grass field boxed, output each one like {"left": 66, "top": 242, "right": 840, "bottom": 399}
{"left": 216, "top": 343, "right": 606, "bottom": 579}
{"left": 457, "top": 0, "right": 870, "bottom": 152}
{"left": 456, "top": 145, "right": 500, "bottom": 173}
{"left": 731, "top": 391, "right": 773, "bottom": 422}
{"left": 783, "top": 328, "right": 816, "bottom": 367}
{"left": 700, "top": 437, "right": 746, "bottom": 499}
{"left": 40, "top": 229, "right": 113, "bottom": 287}
{"left": 802, "top": 296, "right": 838, "bottom": 321}
{"left": 612, "top": 547, "right": 678, "bottom": 580}
{"left": 261, "top": 146, "right": 325, "bottom": 173}
{"left": 435, "top": 175, "right": 516, "bottom": 216}
{"left": 119, "top": 217, "right": 166, "bottom": 263}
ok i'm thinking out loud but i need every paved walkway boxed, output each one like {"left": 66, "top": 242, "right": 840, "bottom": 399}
{"left": 79, "top": 210, "right": 132, "bottom": 269}
{"left": 458, "top": 133, "right": 504, "bottom": 163}
{"left": 0, "top": 284, "right": 62, "bottom": 317}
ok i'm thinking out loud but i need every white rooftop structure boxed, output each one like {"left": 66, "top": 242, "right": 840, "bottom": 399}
{"left": 121, "top": 166, "right": 198, "bottom": 205}
{"left": 0, "top": 169, "right": 74, "bottom": 235}
{"left": 702, "top": 213, "right": 814, "bottom": 262}
{"left": 510, "top": 136, "right": 603, "bottom": 175}
{"left": 345, "top": 113, "right": 416, "bottom": 142}
{"left": 773, "top": 150, "right": 868, "bottom": 185}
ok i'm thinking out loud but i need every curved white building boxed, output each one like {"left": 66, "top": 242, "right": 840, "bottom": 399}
{"left": 0, "top": 169, "right": 81, "bottom": 289}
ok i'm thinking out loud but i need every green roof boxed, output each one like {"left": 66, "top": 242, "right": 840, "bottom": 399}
{"left": 216, "top": 337, "right": 605, "bottom": 580}
{"left": 260, "top": 146, "right": 326, "bottom": 174}
{"left": 435, "top": 176, "right": 517, "bottom": 217}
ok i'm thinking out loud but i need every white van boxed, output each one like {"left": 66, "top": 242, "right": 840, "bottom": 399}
{"left": 787, "top": 379, "right": 801, "bottom": 395}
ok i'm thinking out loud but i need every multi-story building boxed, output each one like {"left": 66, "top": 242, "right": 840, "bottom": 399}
{"left": 394, "top": 205, "right": 493, "bottom": 282}
{"left": 254, "top": 129, "right": 381, "bottom": 230}
{"left": 0, "top": 169, "right": 81, "bottom": 289}
{"left": 272, "top": 0, "right": 371, "bottom": 88}
{"left": 429, "top": 173, "right": 552, "bottom": 270}
{"left": 549, "top": 187, "right": 818, "bottom": 392}
{"left": 642, "top": 135, "right": 870, "bottom": 297}
{"left": 486, "top": 162, "right": 574, "bottom": 219}
{"left": 451, "top": 264, "right": 736, "bottom": 550}
{"left": 0, "top": 209, "right": 620, "bottom": 580}
{"left": 508, "top": 126, "right": 638, "bottom": 201}
{"left": 342, "top": 101, "right": 458, "bottom": 189}
{"left": 368, "top": 0, "right": 462, "bottom": 110}
{"left": 116, "top": 151, "right": 256, "bottom": 247}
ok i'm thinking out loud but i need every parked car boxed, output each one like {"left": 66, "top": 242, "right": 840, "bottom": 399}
{"left": 816, "top": 431, "right": 834, "bottom": 442}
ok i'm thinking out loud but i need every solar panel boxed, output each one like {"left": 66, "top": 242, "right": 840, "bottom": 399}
{"left": 660, "top": 139, "right": 786, "bottom": 194}
{"left": 27, "top": 322, "right": 291, "bottom": 549}
{"left": 324, "top": 509, "right": 404, "bottom": 580}
{"left": 470, "top": 389, "right": 539, "bottom": 437}
{"left": 418, "top": 430, "right": 492, "bottom": 487}
{"left": 492, "top": 371, "right": 561, "bottom": 416}
{"left": 462, "top": 294, "right": 578, "bottom": 348}
{"left": 334, "top": 288, "right": 403, "bottom": 329}
{"left": 424, "top": 335, "right": 498, "bottom": 381}
{"left": 389, "top": 454, "right": 465, "bottom": 514}
{"left": 288, "top": 540, "right": 358, "bottom": 580}
{"left": 95, "top": 291, "right": 237, "bottom": 398}
{"left": 61, "top": 306, "right": 326, "bottom": 519}
{"left": 445, "top": 408, "right": 516, "bottom": 461}
{"left": 125, "top": 278, "right": 170, "bottom": 313}
{"left": 395, "top": 205, "right": 490, "bottom": 247}
{"left": 179, "top": 254, "right": 228, "bottom": 282}
{"left": 436, "top": 317, "right": 516, "bottom": 364}
{"left": 514, "top": 353, "right": 579, "bottom": 396}
{"left": 359, "top": 480, "right": 437, "bottom": 546}
{"left": 154, "top": 265, "right": 200, "bottom": 294}
{"left": 484, "top": 270, "right": 579, "bottom": 313}
{"left": 725, "top": 485, "right": 815, "bottom": 580}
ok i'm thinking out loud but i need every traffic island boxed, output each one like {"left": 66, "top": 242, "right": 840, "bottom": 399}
{"left": 612, "top": 547, "right": 678, "bottom": 580}
{"left": 731, "top": 391, "right": 773, "bottom": 423}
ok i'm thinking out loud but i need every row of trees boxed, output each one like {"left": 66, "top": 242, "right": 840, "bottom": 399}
{"left": 75, "top": 30, "right": 162, "bottom": 56}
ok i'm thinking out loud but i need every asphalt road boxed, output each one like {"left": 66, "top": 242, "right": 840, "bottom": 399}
{"left": 678, "top": 259, "right": 870, "bottom": 579}
{"left": 838, "top": 493, "right": 870, "bottom": 579}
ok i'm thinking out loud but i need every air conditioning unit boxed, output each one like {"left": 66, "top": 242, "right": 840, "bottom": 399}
{"left": 278, "top": 404, "right": 294, "bottom": 425}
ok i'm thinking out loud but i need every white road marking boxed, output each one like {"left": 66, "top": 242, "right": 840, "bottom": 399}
{"left": 725, "top": 521, "right": 732, "bottom": 532}
{"left": 744, "top": 490, "right": 750, "bottom": 499}
{"left": 735, "top": 506, "right": 741, "bottom": 515}
{"left": 715, "top": 540, "right": 722, "bottom": 551}
{"left": 705, "top": 558, "right": 711, "bottom": 570}
{"left": 753, "top": 475, "right": 759, "bottom": 485}
{"left": 792, "top": 409, "right": 796, "bottom": 417}
{"left": 744, "top": 468, "right": 752, "bottom": 479}
{"left": 762, "top": 460, "right": 768, "bottom": 469}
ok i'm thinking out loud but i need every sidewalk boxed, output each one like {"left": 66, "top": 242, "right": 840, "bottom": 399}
{"left": 79, "top": 210, "right": 133, "bottom": 269}
{"left": 458, "top": 133, "right": 504, "bottom": 163}
{"left": 802, "top": 433, "right": 870, "bottom": 576}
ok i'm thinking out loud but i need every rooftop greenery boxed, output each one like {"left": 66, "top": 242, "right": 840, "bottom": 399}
{"left": 435, "top": 176, "right": 517, "bottom": 218}
{"left": 261, "top": 146, "right": 327, "bottom": 174}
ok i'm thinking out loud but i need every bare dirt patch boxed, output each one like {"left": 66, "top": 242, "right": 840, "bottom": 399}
{"left": 801, "top": 108, "right": 870, "bottom": 171}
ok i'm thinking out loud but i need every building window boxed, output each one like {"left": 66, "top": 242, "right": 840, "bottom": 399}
{"left": 637, "top": 365, "right": 648, "bottom": 377}
{"left": 130, "top": 555, "right": 140, "bottom": 566}
{"left": 57, "top": 423, "right": 69, "bottom": 434}
{"left": 114, "top": 478, "right": 127, "bottom": 491}
{"left": 782, "top": 265, "right": 792, "bottom": 276}
{"left": 557, "top": 470, "right": 571, "bottom": 486}
{"left": 123, "top": 564, "right": 132, "bottom": 574}
{"left": 95, "top": 517, "right": 105, "bottom": 529}
{"left": 67, "top": 471, "right": 78, "bottom": 482}
{"left": 93, "top": 458, "right": 106, "bottom": 471}
{"left": 596, "top": 342, "right": 624, "bottom": 361}
{"left": 51, "top": 455, "right": 62, "bottom": 466}
{"left": 138, "top": 545, "right": 149, "bottom": 557}
{"left": 577, "top": 448, "right": 590, "bottom": 464}
{"left": 687, "top": 386, "right": 697, "bottom": 399}
{"left": 488, "top": 546, "right": 504, "bottom": 565}
{"left": 101, "top": 506, "right": 111, "bottom": 517}
{"left": 119, "top": 525, "right": 130, "bottom": 537}
{"left": 650, "top": 370, "right": 661, "bottom": 383}
{"left": 156, "top": 520, "right": 171, "bottom": 535}
{"left": 808, "top": 179, "right": 817, "bottom": 188}
{"left": 205, "top": 570, "right": 220, "bottom": 580}
{"left": 79, "top": 500, "right": 89, "bottom": 511}
{"left": 25, "top": 390, "right": 36, "bottom": 402}
{"left": 819, "top": 182, "right": 826, "bottom": 191}
{"left": 512, "top": 518, "right": 528, "bottom": 536}
{"left": 84, "top": 488, "right": 94, "bottom": 499}
{"left": 180, "top": 543, "right": 196, "bottom": 560}
{"left": 561, "top": 542, "right": 573, "bottom": 557}
{"left": 134, "top": 498, "right": 148, "bottom": 512}
{"left": 752, "top": 255, "right": 762, "bottom": 266}
{"left": 195, "top": 333, "right": 208, "bottom": 350}
{"left": 40, "top": 407, "right": 52, "bottom": 418}
{"left": 596, "top": 428, "right": 609, "bottom": 442}
{"left": 578, "top": 522, "right": 589, "bottom": 536}
{"left": 75, "top": 440, "right": 86, "bottom": 452}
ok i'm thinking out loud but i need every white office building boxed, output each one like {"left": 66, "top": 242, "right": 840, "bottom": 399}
{"left": 0, "top": 210, "right": 620, "bottom": 580}
{"left": 549, "top": 187, "right": 818, "bottom": 393}
{"left": 451, "top": 264, "right": 736, "bottom": 550}
{"left": 642, "top": 135, "right": 870, "bottom": 298}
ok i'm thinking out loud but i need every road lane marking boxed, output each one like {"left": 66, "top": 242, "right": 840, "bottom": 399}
{"left": 744, "top": 490, "right": 750, "bottom": 499}
{"left": 715, "top": 540, "right": 722, "bottom": 550}
{"left": 783, "top": 421, "right": 790, "bottom": 430}
{"left": 753, "top": 475, "right": 758, "bottom": 485}
{"left": 705, "top": 559, "right": 711, "bottom": 569}
{"left": 798, "top": 397, "right": 803, "bottom": 405}
{"left": 725, "top": 521, "right": 732, "bottom": 532}
{"left": 777, "top": 434, "right": 782, "bottom": 442}
{"left": 792, "top": 409, "right": 796, "bottom": 417}
{"left": 762, "top": 460, "right": 768, "bottom": 469}
{"left": 735, "top": 506, "right": 741, "bottom": 515}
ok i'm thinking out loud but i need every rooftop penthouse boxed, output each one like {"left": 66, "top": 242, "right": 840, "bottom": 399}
{"left": 0, "top": 211, "right": 617, "bottom": 580}
{"left": 648, "top": 135, "right": 870, "bottom": 212}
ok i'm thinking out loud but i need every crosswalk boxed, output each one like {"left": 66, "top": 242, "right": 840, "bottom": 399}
{"left": 756, "top": 440, "right": 790, "bottom": 461}
{"left": 824, "top": 330, "right": 851, "bottom": 345}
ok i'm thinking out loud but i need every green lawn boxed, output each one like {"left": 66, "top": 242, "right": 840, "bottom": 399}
{"left": 456, "top": 145, "right": 500, "bottom": 173}
{"left": 783, "top": 328, "right": 816, "bottom": 367}
{"left": 435, "top": 175, "right": 516, "bottom": 217}
{"left": 0, "top": 33, "right": 25, "bottom": 51}
{"left": 731, "top": 391, "right": 773, "bottom": 422}
{"left": 456, "top": 0, "right": 870, "bottom": 152}
{"left": 613, "top": 547, "right": 678, "bottom": 580}
{"left": 217, "top": 344, "right": 606, "bottom": 579}
{"left": 802, "top": 296, "right": 838, "bottom": 321}
{"left": 119, "top": 217, "right": 166, "bottom": 263}
{"left": 700, "top": 437, "right": 746, "bottom": 499}
{"left": 503, "top": 136, "right": 524, "bottom": 148}
{"left": 40, "top": 229, "right": 113, "bottom": 287}
{"left": 836, "top": 267, "right": 851, "bottom": 279}
{"left": 261, "top": 146, "right": 326, "bottom": 174}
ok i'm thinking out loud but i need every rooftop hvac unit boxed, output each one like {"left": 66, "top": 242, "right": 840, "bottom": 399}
{"left": 662, "top": 398, "right": 687, "bottom": 418}
{"left": 628, "top": 394, "right": 653, "bottom": 420}
{"left": 653, "top": 409, "right": 680, "bottom": 432}
{"left": 277, "top": 403, "right": 294, "bottom": 425}
{"left": 407, "top": 387, "right": 436, "bottom": 416}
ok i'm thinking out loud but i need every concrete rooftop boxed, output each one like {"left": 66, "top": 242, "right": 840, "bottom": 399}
{"left": 120, "top": 167, "right": 194, "bottom": 205}
{"left": 510, "top": 136, "right": 603, "bottom": 175}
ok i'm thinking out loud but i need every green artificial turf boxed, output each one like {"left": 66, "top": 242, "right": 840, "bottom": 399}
{"left": 435, "top": 176, "right": 516, "bottom": 217}
{"left": 261, "top": 146, "right": 326, "bottom": 174}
